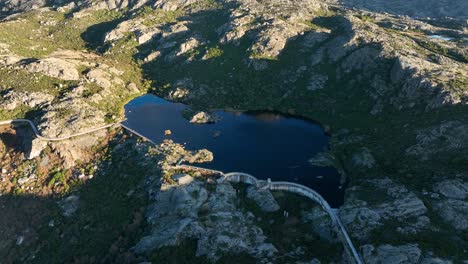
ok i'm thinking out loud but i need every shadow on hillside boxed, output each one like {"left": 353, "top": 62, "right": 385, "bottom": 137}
{"left": 336, "top": 0, "right": 468, "bottom": 20}
{"left": 0, "top": 130, "right": 155, "bottom": 263}
{"left": 81, "top": 17, "right": 127, "bottom": 52}
{"left": 134, "top": 7, "right": 358, "bottom": 111}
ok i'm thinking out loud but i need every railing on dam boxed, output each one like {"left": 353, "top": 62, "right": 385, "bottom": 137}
{"left": 221, "top": 172, "right": 363, "bottom": 264}
{"left": 223, "top": 172, "right": 260, "bottom": 186}
{"left": 268, "top": 181, "right": 334, "bottom": 216}
{"left": 1, "top": 118, "right": 362, "bottom": 264}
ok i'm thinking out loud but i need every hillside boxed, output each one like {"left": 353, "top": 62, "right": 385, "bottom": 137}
{"left": 0, "top": 0, "right": 467, "bottom": 263}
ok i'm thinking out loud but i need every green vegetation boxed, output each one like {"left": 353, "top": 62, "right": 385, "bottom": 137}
{"left": 188, "top": 0, "right": 224, "bottom": 10}
{"left": 0, "top": 68, "right": 77, "bottom": 95}
{"left": 82, "top": 82, "right": 104, "bottom": 98}
{"left": 0, "top": 9, "right": 124, "bottom": 57}
{"left": 30, "top": 135, "right": 155, "bottom": 263}
{"left": 313, "top": 8, "right": 337, "bottom": 18}
{"left": 299, "top": 19, "right": 325, "bottom": 30}
{"left": 249, "top": 52, "right": 279, "bottom": 61}
{"left": 47, "top": 170, "right": 69, "bottom": 193}
{"left": 0, "top": 2, "right": 466, "bottom": 262}
{"left": 355, "top": 14, "right": 375, "bottom": 23}
{"left": 412, "top": 37, "right": 468, "bottom": 63}
{"left": 139, "top": 8, "right": 183, "bottom": 27}
{"left": 205, "top": 46, "right": 224, "bottom": 59}
{"left": 0, "top": 105, "right": 31, "bottom": 120}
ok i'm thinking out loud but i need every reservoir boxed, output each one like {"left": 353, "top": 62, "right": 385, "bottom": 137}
{"left": 123, "top": 95, "right": 345, "bottom": 207}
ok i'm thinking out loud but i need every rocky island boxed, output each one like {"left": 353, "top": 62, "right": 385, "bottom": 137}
{"left": 0, "top": 0, "right": 467, "bottom": 263}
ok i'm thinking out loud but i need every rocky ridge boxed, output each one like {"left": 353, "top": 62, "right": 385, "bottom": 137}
{"left": 0, "top": 0, "right": 467, "bottom": 262}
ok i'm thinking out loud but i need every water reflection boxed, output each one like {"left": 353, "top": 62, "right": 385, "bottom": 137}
{"left": 123, "top": 95, "right": 345, "bottom": 207}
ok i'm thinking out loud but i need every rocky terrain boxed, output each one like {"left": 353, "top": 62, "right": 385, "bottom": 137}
{"left": 0, "top": 0, "right": 467, "bottom": 263}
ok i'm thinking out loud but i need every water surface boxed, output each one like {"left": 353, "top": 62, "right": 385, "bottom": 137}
{"left": 428, "top": 34, "right": 454, "bottom": 41}
{"left": 123, "top": 95, "right": 344, "bottom": 207}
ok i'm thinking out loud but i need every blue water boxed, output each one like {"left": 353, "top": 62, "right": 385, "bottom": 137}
{"left": 428, "top": 34, "right": 454, "bottom": 41}
{"left": 123, "top": 95, "right": 345, "bottom": 207}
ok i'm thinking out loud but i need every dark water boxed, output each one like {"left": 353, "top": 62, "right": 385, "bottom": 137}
{"left": 123, "top": 95, "right": 344, "bottom": 207}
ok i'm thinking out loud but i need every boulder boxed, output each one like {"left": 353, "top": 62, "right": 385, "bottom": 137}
{"left": 173, "top": 174, "right": 194, "bottom": 185}
{"left": 246, "top": 186, "right": 280, "bottom": 212}
{"left": 26, "top": 138, "right": 47, "bottom": 160}
{"left": 190, "top": 112, "right": 219, "bottom": 124}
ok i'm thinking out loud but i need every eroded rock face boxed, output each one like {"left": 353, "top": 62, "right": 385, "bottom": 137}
{"left": 1, "top": 0, "right": 467, "bottom": 262}
{"left": 134, "top": 180, "right": 208, "bottom": 252}
{"left": 134, "top": 178, "right": 277, "bottom": 261}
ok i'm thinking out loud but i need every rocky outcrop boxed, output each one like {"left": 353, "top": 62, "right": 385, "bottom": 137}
{"left": 351, "top": 147, "right": 376, "bottom": 169}
{"left": 0, "top": 0, "right": 61, "bottom": 18}
{"left": 246, "top": 185, "right": 280, "bottom": 212}
{"left": 58, "top": 195, "right": 80, "bottom": 217}
{"left": 406, "top": 121, "right": 467, "bottom": 161}
{"left": 26, "top": 138, "right": 47, "bottom": 159}
{"left": 21, "top": 58, "right": 80, "bottom": 81}
{"left": 334, "top": 0, "right": 468, "bottom": 19}
{"left": 0, "top": 90, "right": 53, "bottom": 110}
{"left": 189, "top": 111, "right": 219, "bottom": 124}
{"left": 361, "top": 244, "right": 422, "bottom": 264}
{"left": 303, "top": 207, "right": 337, "bottom": 242}
{"left": 434, "top": 199, "right": 468, "bottom": 230}
{"left": 340, "top": 178, "right": 428, "bottom": 240}
{"left": 434, "top": 179, "right": 468, "bottom": 200}
{"left": 134, "top": 177, "right": 277, "bottom": 261}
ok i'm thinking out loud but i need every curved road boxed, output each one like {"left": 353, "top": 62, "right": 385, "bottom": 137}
{"left": 0, "top": 119, "right": 119, "bottom": 141}
{"left": 0, "top": 119, "right": 363, "bottom": 263}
